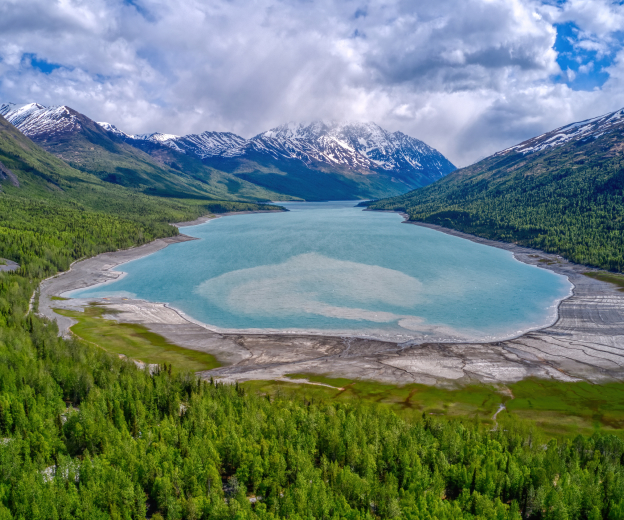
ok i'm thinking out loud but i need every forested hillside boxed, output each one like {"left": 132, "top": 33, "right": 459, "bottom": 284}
{"left": 2, "top": 315, "right": 624, "bottom": 519}
{"left": 0, "top": 112, "right": 281, "bottom": 275}
{"left": 369, "top": 117, "right": 624, "bottom": 272}
{"left": 0, "top": 104, "right": 289, "bottom": 202}
{"left": 0, "top": 115, "right": 623, "bottom": 519}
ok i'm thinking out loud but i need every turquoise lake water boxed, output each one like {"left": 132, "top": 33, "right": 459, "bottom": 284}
{"left": 70, "top": 201, "right": 572, "bottom": 343}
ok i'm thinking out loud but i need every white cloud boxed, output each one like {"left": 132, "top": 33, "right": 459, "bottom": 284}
{"left": 1, "top": 0, "right": 624, "bottom": 166}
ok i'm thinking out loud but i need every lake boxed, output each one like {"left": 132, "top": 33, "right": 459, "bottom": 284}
{"left": 70, "top": 201, "right": 572, "bottom": 343}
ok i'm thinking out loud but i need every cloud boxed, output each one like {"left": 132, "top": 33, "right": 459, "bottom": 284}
{"left": 1, "top": 0, "right": 624, "bottom": 166}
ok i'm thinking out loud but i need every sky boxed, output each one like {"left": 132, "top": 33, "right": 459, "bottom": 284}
{"left": 1, "top": 0, "right": 624, "bottom": 166}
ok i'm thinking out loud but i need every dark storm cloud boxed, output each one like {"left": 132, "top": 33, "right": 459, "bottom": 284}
{"left": 1, "top": 0, "right": 624, "bottom": 166}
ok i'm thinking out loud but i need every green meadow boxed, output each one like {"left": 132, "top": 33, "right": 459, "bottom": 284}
{"left": 54, "top": 304, "right": 220, "bottom": 372}
{"left": 244, "top": 374, "right": 624, "bottom": 438}
{"left": 584, "top": 270, "right": 624, "bottom": 291}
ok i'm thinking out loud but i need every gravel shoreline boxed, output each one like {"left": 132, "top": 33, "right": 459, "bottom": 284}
{"left": 39, "top": 210, "right": 624, "bottom": 386}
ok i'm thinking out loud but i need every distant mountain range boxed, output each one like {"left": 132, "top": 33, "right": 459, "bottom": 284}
{"left": 114, "top": 120, "right": 454, "bottom": 180}
{"left": 0, "top": 102, "right": 455, "bottom": 201}
{"left": 0, "top": 102, "right": 289, "bottom": 202}
{"left": 370, "top": 106, "right": 624, "bottom": 272}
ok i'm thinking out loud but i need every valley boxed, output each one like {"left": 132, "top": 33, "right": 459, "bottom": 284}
{"left": 8, "top": 103, "right": 624, "bottom": 414}
{"left": 2, "top": 101, "right": 624, "bottom": 518}
{"left": 31, "top": 205, "right": 624, "bottom": 442}
{"left": 40, "top": 208, "right": 624, "bottom": 391}
{"left": 5, "top": 3, "right": 624, "bottom": 518}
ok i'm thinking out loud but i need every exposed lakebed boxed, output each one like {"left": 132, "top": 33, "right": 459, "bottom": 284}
{"left": 70, "top": 201, "right": 572, "bottom": 343}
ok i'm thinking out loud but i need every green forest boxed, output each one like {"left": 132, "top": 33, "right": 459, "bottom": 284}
{"left": 369, "top": 130, "right": 624, "bottom": 272}
{"left": 1, "top": 114, "right": 624, "bottom": 519}
{"left": 1, "top": 181, "right": 623, "bottom": 520}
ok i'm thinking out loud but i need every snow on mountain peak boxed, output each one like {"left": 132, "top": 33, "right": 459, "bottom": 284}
{"left": 134, "top": 132, "right": 180, "bottom": 143}
{"left": 97, "top": 122, "right": 129, "bottom": 138}
{"left": 248, "top": 119, "right": 447, "bottom": 175}
{"left": 1, "top": 102, "right": 82, "bottom": 138}
{"left": 497, "top": 107, "right": 624, "bottom": 157}
{"left": 98, "top": 117, "right": 455, "bottom": 180}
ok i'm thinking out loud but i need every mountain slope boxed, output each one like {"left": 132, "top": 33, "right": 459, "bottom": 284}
{"left": 0, "top": 112, "right": 282, "bottom": 270}
{"left": 0, "top": 103, "right": 288, "bottom": 202}
{"left": 251, "top": 121, "right": 454, "bottom": 183}
{"left": 369, "top": 107, "right": 624, "bottom": 272}
{"left": 0, "top": 111, "right": 209, "bottom": 276}
{"left": 118, "top": 120, "right": 456, "bottom": 200}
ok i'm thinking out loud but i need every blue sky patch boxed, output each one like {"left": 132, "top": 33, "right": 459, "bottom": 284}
{"left": 123, "top": 0, "right": 155, "bottom": 22}
{"left": 23, "top": 53, "right": 63, "bottom": 74}
{"left": 553, "top": 22, "right": 613, "bottom": 91}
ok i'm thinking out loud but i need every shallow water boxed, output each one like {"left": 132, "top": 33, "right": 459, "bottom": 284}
{"left": 71, "top": 201, "right": 572, "bottom": 343}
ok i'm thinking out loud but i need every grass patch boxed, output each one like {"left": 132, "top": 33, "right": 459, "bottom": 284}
{"left": 247, "top": 375, "right": 507, "bottom": 421}
{"left": 507, "top": 379, "right": 624, "bottom": 435}
{"left": 584, "top": 270, "right": 624, "bottom": 291}
{"left": 243, "top": 375, "right": 624, "bottom": 438}
{"left": 50, "top": 296, "right": 68, "bottom": 301}
{"left": 54, "top": 304, "right": 220, "bottom": 373}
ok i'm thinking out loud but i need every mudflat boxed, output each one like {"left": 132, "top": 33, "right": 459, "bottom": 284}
{"left": 39, "top": 213, "right": 624, "bottom": 387}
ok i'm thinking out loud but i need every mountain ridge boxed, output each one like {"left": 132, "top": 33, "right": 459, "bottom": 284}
{"left": 98, "top": 115, "right": 456, "bottom": 200}
{"left": 0, "top": 102, "right": 290, "bottom": 202}
{"left": 495, "top": 107, "right": 624, "bottom": 157}
{"left": 1, "top": 101, "right": 456, "bottom": 200}
{"left": 113, "top": 119, "right": 455, "bottom": 184}
{"left": 369, "top": 105, "right": 624, "bottom": 272}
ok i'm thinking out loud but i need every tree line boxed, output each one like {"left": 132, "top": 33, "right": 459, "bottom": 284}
{"left": 0, "top": 169, "right": 622, "bottom": 518}
{"left": 370, "top": 146, "right": 624, "bottom": 272}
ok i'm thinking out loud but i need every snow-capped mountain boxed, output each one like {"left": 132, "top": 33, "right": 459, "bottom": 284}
{"left": 0, "top": 102, "right": 83, "bottom": 138}
{"left": 164, "top": 131, "right": 248, "bottom": 157}
{"left": 0, "top": 101, "right": 456, "bottom": 197}
{"left": 0, "top": 102, "right": 292, "bottom": 201}
{"left": 97, "top": 123, "right": 248, "bottom": 158}
{"left": 497, "top": 107, "right": 624, "bottom": 157}
{"left": 96, "top": 121, "right": 128, "bottom": 138}
{"left": 118, "top": 120, "right": 455, "bottom": 182}
{"left": 250, "top": 121, "right": 445, "bottom": 174}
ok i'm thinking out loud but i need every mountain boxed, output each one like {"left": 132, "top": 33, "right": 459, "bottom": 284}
{"left": 0, "top": 112, "right": 280, "bottom": 217}
{"left": 0, "top": 103, "right": 288, "bottom": 202}
{"left": 127, "top": 129, "right": 247, "bottom": 158}
{"left": 108, "top": 120, "right": 456, "bottom": 201}
{"left": 495, "top": 108, "right": 624, "bottom": 156}
{"left": 369, "top": 107, "right": 624, "bottom": 272}
{"left": 252, "top": 121, "right": 453, "bottom": 180}
{"left": 1, "top": 101, "right": 455, "bottom": 201}
{"left": 139, "top": 120, "right": 454, "bottom": 180}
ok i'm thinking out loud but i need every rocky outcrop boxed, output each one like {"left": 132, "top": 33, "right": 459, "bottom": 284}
{"left": 0, "top": 160, "right": 19, "bottom": 187}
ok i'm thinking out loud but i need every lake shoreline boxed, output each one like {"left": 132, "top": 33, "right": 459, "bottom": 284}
{"left": 40, "top": 208, "right": 624, "bottom": 387}
{"left": 174, "top": 209, "right": 283, "bottom": 228}
{"left": 404, "top": 217, "right": 577, "bottom": 325}
{"left": 54, "top": 206, "right": 570, "bottom": 346}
